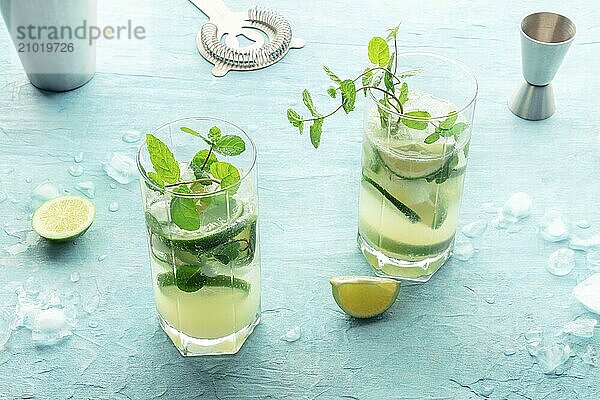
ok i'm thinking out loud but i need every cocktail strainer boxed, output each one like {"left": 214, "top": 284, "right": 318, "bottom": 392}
{"left": 189, "top": 0, "right": 305, "bottom": 76}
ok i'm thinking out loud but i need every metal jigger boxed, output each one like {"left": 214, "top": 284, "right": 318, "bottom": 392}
{"left": 508, "top": 12, "right": 576, "bottom": 120}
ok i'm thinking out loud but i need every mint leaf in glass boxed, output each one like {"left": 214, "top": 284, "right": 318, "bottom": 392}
{"left": 210, "top": 161, "right": 241, "bottom": 194}
{"left": 170, "top": 195, "right": 201, "bottom": 231}
{"left": 401, "top": 111, "right": 431, "bottom": 130}
{"left": 208, "top": 126, "right": 222, "bottom": 142}
{"left": 214, "top": 135, "right": 246, "bottom": 156}
{"left": 146, "top": 134, "right": 180, "bottom": 184}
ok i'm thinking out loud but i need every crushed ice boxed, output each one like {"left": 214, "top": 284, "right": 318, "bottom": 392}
{"left": 539, "top": 209, "right": 570, "bottom": 242}
{"left": 573, "top": 274, "right": 600, "bottom": 315}
{"left": 102, "top": 153, "right": 137, "bottom": 185}
{"left": 546, "top": 248, "right": 575, "bottom": 276}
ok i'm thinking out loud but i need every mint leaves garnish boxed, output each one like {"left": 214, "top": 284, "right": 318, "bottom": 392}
{"left": 286, "top": 24, "right": 470, "bottom": 149}
{"left": 145, "top": 126, "right": 246, "bottom": 231}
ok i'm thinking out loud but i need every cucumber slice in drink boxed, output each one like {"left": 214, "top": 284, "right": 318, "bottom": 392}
{"left": 32, "top": 195, "right": 95, "bottom": 241}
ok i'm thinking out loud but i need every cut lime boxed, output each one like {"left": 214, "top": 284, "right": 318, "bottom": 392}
{"left": 330, "top": 276, "right": 400, "bottom": 318}
{"left": 32, "top": 195, "right": 95, "bottom": 241}
{"left": 377, "top": 140, "right": 454, "bottom": 179}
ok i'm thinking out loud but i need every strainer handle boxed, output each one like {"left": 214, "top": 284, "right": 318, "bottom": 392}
{"left": 189, "top": 0, "right": 233, "bottom": 21}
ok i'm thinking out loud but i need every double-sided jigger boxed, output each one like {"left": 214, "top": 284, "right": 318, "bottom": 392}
{"left": 508, "top": 12, "right": 576, "bottom": 120}
{"left": 189, "top": 0, "right": 305, "bottom": 76}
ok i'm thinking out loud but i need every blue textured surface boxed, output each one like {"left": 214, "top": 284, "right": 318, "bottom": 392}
{"left": 1, "top": 0, "right": 599, "bottom": 399}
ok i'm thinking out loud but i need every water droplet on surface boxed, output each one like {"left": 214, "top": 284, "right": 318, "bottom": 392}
{"left": 503, "top": 347, "right": 516, "bottom": 356}
{"left": 98, "top": 254, "right": 107, "bottom": 262}
{"left": 280, "top": 325, "right": 302, "bottom": 342}
{"left": 462, "top": 220, "right": 488, "bottom": 238}
{"left": 70, "top": 272, "right": 80, "bottom": 283}
{"left": 453, "top": 237, "right": 475, "bottom": 261}
{"left": 485, "top": 297, "right": 495, "bottom": 304}
{"left": 74, "top": 152, "right": 84, "bottom": 163}
{"left": 75, "top": 181, "right": 96, "bottom": 199}
{"left": 122, "top": 129, "right": 142, "bottom": 143}
{"left": 109, "top": 183, "right": 117, "bottom": 189}
{"left": 25, "top": 177, "right": 32, "bottom": 183}
{"left": 88, "top": 320, "right": 98, "bottom": 328}
{"left": 102, "top": 153, "right": 137, "bottom": 185}
{"left": 68, "top": 164, "right": 84, "bottom": 177}
{"left": 546, "top": 248, "right": 575, "bottom": 276}
{"left": 0, "top": 192, "right": 7, "bottom": 203}
{"left": 478, "top": 384, "right": 494, "bottom": 397}
{"left": 108, "top": 202, "right": 119, "bottom": 212}
{"left": 539, "top": 209, "right": 570, "bottom": 242}
{"left": 576, "top": 219, "right": 591, "bottom": 229}
{"left": 10, "top": 197, "right": 18, "bottom": 204}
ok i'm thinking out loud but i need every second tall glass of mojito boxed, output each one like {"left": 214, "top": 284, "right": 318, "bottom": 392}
{"left": 358, "top": 53, "right": 478, "bottom": 282}
{"left": 137, "top": 117, "right": 260, "bottom": 356}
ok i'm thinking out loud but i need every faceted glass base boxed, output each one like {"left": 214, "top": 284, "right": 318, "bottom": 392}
{"left": 358, "top": 234, "right": 453, "bottom": 282}
{"left": 159, "top": 314, "right": 260, "bottom": 356}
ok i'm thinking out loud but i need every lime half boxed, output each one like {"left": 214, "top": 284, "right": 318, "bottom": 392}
{"left": 32, "top": 195, "right": 95, "bottom": 241}
{"left": 330, "top": 276, "right": 400, "bottom": 318}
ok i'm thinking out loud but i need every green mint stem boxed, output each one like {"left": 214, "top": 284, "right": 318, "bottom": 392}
{"left": 359, "top": 86, "right": 404, "bottom": 113}
{"left": 301, "top": 103, "right": 344, "bottom": 123}
{"left": 200, "top": 146, "right": 214, "bottom": 171}
{"left": 363, "top": 175, "right": 421, "bottom": 223}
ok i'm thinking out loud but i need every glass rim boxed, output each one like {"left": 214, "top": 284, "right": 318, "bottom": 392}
{"left": 367, "top": 51, "right": 479, "bottom": 121}
{"left": 136, "top": 116, "right": 257, "bottom": 198}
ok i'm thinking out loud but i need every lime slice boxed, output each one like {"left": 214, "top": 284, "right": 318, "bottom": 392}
{"left": 32, "top": 195, "right": 95, "bottom": 241}
{"left": 377, "top": 140, "right": 454, "bottom": 179}
{"left": 330, "top": 276, "right": 400, "bottom": 318}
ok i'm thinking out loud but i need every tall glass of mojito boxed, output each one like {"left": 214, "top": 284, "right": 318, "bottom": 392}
{"left": 358, "top": 53, "right": 478, "bottom": 282}
{"left": 137, "top": 117, "right": 260, "bottom": 356}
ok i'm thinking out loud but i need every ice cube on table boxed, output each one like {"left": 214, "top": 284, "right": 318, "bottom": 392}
{"left": 563, "top": 318, "right": 597, "bottom": 338}
{"left": 76, "top": 181, "right": 96, "bottom": 199}
{"left": 31, "top": 308, "right": 72, "bottom": 345}
{"left": 280, "top": 325, "right": 302, "bottom": 342}
{"left": 581, "top": 345, "right": 598, "bottom": 367}
{"left": 546, "top": 248, "right": 575, "bottom": 276}
{"left": 535, "top": 342, "right": 572, "bottom": 374}
{"left": 573, "top": 274, "right": 600, "bottom": 315}
{"left": 453, "top": 237, "right": 475, "bottom": 261}
{"left": 31, "top": 180, "right": 60, "bottom": 205}
{"left": 122, "top": 129, "right": 142, "bottom": 143}
{"left": 569, "top": 234, "right": 600, "bottom": 252}
{"left": 502, "top": 192, "right": 532, "bottom": 219}
{"left": 462, "top": 220, "right": 488, "bottom": 238}
{"left": 539, "top": 209, "right": 570, "bottom": 242}
{"left": 68, "top": 164, "right": 84, "bottom": 177}
{"left": 102, "top": 153, "right": 137, "bottom": 185}
{"left": 525, "top": 327, "right": 543, "bottom": 356}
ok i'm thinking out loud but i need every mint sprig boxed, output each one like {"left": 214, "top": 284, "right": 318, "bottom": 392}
{"left": 145, "top": 126, "right": 246, "bottom": 231}
{"left": 286, "top": 24, "right": 469, "bottom": 149}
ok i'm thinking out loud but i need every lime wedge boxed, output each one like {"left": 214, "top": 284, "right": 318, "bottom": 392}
{"left": 330, "top": 276, "right": 400, "bottom": 318}
{"left": 32, "top": 195, "right": 95, "bottom": 241}
{"left": 377, "top": 140, "right": 453, "bottom": 179}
